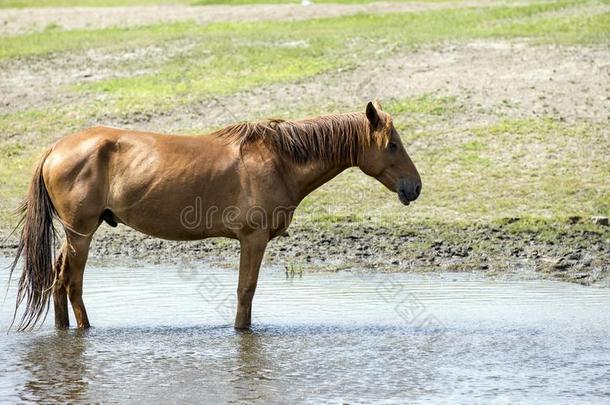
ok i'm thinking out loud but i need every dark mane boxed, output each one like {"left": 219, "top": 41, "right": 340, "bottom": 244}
{"left": 212, "top": 112, "right": 388, "bottom": 165}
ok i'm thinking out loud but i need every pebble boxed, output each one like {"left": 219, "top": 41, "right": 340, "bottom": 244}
{"left": 591, "top": 216, "right": 609, "bottom": 226}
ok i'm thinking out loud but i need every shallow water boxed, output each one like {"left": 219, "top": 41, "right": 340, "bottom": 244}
{"left": 0, "top": 258, "right": 609, "bottom": 404}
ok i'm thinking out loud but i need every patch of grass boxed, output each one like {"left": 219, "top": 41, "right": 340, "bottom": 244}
{"left": 0, "top": 22, "right": 196, "bottom": 59}
{"left": 0, "top": 145, "right": 39, "bottom": 228}
{"left": 284, "top": 262, "right": 304, "bottom": 279}
{"left": 195, "top": 0, "right": 365, "bottom": 3}
{"left": 1, "top": 1, "right": 601, "bottom": 60}
{"left": 0, "top": 107, "right": 89, "bottom": 146}
{"left": 0, "top": 0, "right": 190, "bottom": 6}
{"left": 0, "top": 0, "right": 479, "bottom": 6}
{"left": 387, "top": 94, "right": 463, "bottom": 116}
{"left": 459, "top": 140, "right": 493, "bottom": 168}
{"left": 77, "top": 42, "right": 339, "bottom": 113}
{"left": 376, "top": 93, "right": 466, "bottom": 138}
{"left": 486, "top": 9, "right": 610, "bottom": 45}
{"left": 0, "top": 142, "right": 26, "bottom": 158}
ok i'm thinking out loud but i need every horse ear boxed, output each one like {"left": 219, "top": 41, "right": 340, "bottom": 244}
{"left": 366, "top": 101, "right": 380, "bottom": 128}
{"left": 373, "top": 98, "right": 383, "bottom": 111}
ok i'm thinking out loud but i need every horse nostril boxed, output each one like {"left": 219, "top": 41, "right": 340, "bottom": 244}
{"left": 414, "top": 184, "right": 421, "bottom": 198}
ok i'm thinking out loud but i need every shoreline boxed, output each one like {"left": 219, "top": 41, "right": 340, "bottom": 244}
{"left": 2, "top": 220, "right": 608, "bottom": 286}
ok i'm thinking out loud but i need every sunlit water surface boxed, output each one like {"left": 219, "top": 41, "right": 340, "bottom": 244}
{"left": 0, "top": 258, "right": 608, "bottom": 404}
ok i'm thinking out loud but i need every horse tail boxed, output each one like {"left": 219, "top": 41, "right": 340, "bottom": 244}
{"left": 9, "top": 147, "right": 57, "bottom": 331}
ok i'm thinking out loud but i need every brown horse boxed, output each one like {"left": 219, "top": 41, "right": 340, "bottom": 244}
{"left": 10, "top": 101, "right": 421, "bottom": 331}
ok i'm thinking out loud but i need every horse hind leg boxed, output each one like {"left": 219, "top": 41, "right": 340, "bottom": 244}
{"left": 64, "top": 232, "right": 95, "bottom": 329}
{"left": 53, "top": 244, "right": 69, "bottom": 328}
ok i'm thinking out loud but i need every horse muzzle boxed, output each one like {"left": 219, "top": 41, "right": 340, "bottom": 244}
{"left": 397, "top": 179, "right": 422, "bottom": 206}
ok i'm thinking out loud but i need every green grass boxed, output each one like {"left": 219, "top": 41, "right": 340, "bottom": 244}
{"left": 0, "top": 107, "right": 87, "bottom": 138}
{"left": 192, "top": 0, "right": 470, "bottom": 4}
{"left": 77, "top": 41, "right": 339, "bottom": 113}
{"left": 485, "top": 7, "right": 610, "bottom": 44}
{"left": 0, "top": 0, "right": 470, "bottom": 6}
{"left": 387, "top": 94, "right": 463, "bottom": 116}
{"left": 0, "top": 22, "right": 197, "bottom": 59}
{"left": 0, "top": 144, "right": 40, "bottom": 227}
{"left": 0, "top": 0, "right": 189, "bottom": 6}
{"left": 2, "top": 1, "right": 604, "bottom": 59}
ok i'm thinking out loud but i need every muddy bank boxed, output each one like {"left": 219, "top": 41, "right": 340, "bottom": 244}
{"left": 3, "top": 220, "right": 607, "bottom": 285}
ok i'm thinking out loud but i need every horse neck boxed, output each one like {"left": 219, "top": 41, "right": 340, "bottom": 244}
{"left": 282, "top": 156, "right": 353, "bottom": 204}
{"left": 279, "top": 116, "right": 372, "bottom": 203}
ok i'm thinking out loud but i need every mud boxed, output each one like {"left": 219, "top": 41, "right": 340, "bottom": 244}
{"left": 2, "top": 220, "right": 607, "bottom": 286}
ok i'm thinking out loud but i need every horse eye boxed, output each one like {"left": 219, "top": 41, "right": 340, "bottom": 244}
{"left": 388, "top": 142, "right": 397, "bottom": 151}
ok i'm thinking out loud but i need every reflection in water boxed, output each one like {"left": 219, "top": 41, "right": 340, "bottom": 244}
{"left": 1, "top": 260, "right": 609, "bottom": 404}
{"left": 232, "top": 330, "right": 276, "bottom": 403}
{"left": 18, "top": 330, "right": 89, "bottom": 404}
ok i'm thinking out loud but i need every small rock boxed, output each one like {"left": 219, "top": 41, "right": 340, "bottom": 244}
{"left": 551, "top": 258, "right": 570, "bottom": 270}
{"left": 591, "top": 216, "right": 609, "bottom": 226}
{"left": 567, "top": 216, "right": 582, "bottom": 224}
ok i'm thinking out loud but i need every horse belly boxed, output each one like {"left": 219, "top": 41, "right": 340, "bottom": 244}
{"left": 103, "top": 132, "right": 242, "bottom": 240}
{"left": 110, "top": 182, "right": 237, "bottom": 241}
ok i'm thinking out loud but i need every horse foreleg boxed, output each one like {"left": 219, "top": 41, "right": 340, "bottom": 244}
{"left": 53, "top": 245, "right": 69, "bottom": 329}
{"left": 235, "top": 232, "right": 268, "bottom": 330}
